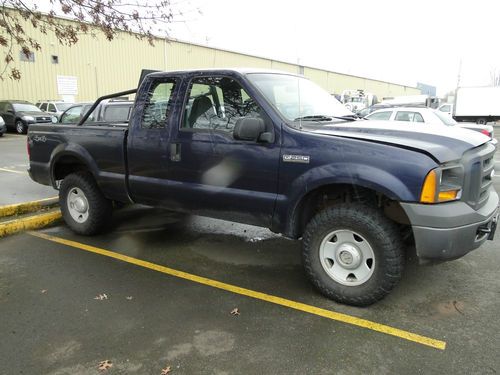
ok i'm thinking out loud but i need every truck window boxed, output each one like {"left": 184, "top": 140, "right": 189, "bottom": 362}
{"left": 39, "top": 103, "right": 48, "bottom": 111}
{"left": 141, "top": 80, "right": 177, "bottom": 129}
{"left": 102, "top": 104, "right": 132, "bottom": 122}
{"left": 182, "top": 76, "right": 262, "bottom": 135}
{"left": 48, "top": 103, "right": 56, "bottom": 112}
{"left": 60, "top": 106, "right": 82, "bottom": 124}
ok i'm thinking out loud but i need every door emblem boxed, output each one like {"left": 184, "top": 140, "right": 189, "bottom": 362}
{"left": 283, "top": 154, "right": 310, "bottom": 164}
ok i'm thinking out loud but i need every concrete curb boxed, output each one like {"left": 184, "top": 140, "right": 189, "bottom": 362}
{"left": 0, "top": 210, "right": 62, "bottom": 238}
{"left": 0, "top": 197, "right": 59, "bottom": 218}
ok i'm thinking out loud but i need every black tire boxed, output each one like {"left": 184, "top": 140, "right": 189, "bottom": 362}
{"left": 302, "top": 203, "right": 404, "bottom": 306}
{"left": 59, "top": 172, "right": 112, "bottom": 235}
{"left": 15, "top": 120, "right": 26, "bottom": 134}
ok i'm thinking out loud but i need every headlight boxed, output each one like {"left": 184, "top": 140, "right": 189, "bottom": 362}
{"left": 420, "top": 164, "right": 464, "bottom": 203}
{"left": 22, "top": 115, "right": 35, "bottom": 122}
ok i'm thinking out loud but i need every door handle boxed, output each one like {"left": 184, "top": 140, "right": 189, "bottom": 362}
{"left": 170, "top": 143, "right": 181, "bottom": 162}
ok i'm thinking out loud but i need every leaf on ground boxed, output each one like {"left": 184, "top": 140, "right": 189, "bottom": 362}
{"left": 98, "top": 360, "right": 113, "bottom": 371}
{"left": 126, "top": 296, "right": 133, "bottom": 300}
{"left": 41, "top": 289, "right": 47, "bottom": 294}
{"left": 94, "top": 293, "right": 108, "bottom": 301}
{"left": 230, "top": 308, "right": 240, "bottom": 316}
{"left": 161, "top": 366, "right": 171, "bottom": 374}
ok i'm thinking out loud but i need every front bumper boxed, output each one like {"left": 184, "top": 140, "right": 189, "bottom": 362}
{"left": 401, "top": 188, "right": 499, "bottom": 260}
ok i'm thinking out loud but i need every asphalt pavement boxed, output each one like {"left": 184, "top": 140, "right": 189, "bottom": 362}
{"left": 1, "top": 131, "right": 500, "bottom": 374}
{"left": 0, "top": 134, "right": 57, "bottom": 205}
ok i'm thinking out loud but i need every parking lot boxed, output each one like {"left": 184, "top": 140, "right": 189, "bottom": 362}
{"left": 1, "top": 133, "right": 500, "bottom": 374}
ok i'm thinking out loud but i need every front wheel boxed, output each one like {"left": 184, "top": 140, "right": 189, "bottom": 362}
{"left": 15, "top": 120, "right": 26, "bottom": 134}
{"left": 302, "top": 204, "right": 404, "bottom": 306}
{"left": 59, "top": 172, "right": 112, "bottom": 235}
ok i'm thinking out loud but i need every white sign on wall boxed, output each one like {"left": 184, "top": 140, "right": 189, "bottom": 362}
{"left": 56, "top": 75, "right": 78, "bottom": 95}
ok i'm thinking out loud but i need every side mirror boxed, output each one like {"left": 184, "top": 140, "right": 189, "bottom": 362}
{"left": 233, "top": 117, "right": 272, "bottom": 142}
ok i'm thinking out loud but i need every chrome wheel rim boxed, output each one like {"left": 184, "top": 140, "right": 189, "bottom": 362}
{"left": 16, "top": 122, "right": 24, "bottom": 134}
{"left": 319, "top": 229, "right": 375, "bottom": 286}
{"left": 67, "top": 187, "right": 89, "bottom": 223}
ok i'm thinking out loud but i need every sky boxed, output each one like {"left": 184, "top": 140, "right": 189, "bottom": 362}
{"left": 166, "top": 0, "right": 500, "bottom": 95}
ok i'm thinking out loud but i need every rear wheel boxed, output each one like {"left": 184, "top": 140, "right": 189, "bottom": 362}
{"left": 59, "top": 172, "right": 112, "bottom": 235}
{"left": 15, "top": 120, "right": 26, "bottom": 134}
{"left": 302, "top": 203, "right": 404, "bottom": 306}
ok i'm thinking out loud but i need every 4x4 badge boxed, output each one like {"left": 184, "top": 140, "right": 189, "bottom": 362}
{"left": 283, "top": 154, "right": 310, "bottom": 164}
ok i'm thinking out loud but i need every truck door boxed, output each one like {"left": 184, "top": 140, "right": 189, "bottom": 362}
{"left": 165, "top": 75, "right": 280, "bottom": 227}
{"left": 127, "top": 77, "right": 180, "bottom": 204}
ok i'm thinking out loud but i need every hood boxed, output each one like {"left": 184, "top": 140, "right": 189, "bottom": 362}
{"left": 302, "top": 120, "right": 490, "bottom": 163}
{"left": 19, "top": 111, "right": 46, "bottom": 117}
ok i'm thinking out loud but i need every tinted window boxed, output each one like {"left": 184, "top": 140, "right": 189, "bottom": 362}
{"left": 141, "top": 80, "right": 177, "bottom": 129}
{"left": 366, "top": 111, "right": 392, "bottom": 120}
{"left": 182, "top": 76, "right": 262, "bottom": 134}
{"left": 0, "top": 102, "right": 7, "bottom": 112}
{"left": 39, "top": 103, "right": 48, "bottom": 111}
{"left": 60, "top": 106, "right": 83, "bottom": 124}
{"left": 102, "top": 105, "right": 132, "bottom": 122}
{"left": 48, "top": 104, "right": 56, "bottom": 112}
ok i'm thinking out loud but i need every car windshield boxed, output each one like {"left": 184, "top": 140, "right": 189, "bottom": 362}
{"left": 57, "top": 103, "right": 73, "bottom": 111}
{"left": 247, "top": 73, "right": 353, "bottom": 123}
{"left": 433, "top": 110, "right": 457, "bottom": 126}
{"left": 12, "top": 103, "right": 42, "bottom": 112}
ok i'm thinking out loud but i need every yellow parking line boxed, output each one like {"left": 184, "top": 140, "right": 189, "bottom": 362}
{"left": 0, "top": 210, "right": 61, "bottom": 237}
{"left": 28, "top": 231, "right": 446, "bottom": 351}
{"left": 0, "top": 167, "right": 27, "bottom": 175}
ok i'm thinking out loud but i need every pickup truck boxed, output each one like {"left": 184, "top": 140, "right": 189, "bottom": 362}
{"left": 28, "top": 69, "right": 499, "bottom": 306}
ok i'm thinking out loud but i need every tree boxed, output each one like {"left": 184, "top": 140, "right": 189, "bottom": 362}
{"left": 0, "top": 0, "right": 192, "bottom": 80}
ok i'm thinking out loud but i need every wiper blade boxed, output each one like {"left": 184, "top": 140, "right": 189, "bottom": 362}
{"left": 294, "top": 115, "right": 333, "bottom": 121}
{"left": 331, "top": 115, "right": 361, "bottom": 121}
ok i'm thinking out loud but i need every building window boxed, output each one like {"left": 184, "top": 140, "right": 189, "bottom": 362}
{"left": 51, "top": 55, "right": 59, "bottom": 64}
{"left": 20, "top": 50, "right": 35, "bottom": 62}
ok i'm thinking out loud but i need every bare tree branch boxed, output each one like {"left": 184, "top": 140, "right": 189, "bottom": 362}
{"left": 0, "top": 0, "right": 193, "bottom": 80}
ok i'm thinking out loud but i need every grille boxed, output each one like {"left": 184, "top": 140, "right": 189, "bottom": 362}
{"left": 35, "top": 116, "right": 52, "bottom": 123}
{"left": 465, "top": 143, "right": 495, "bottom": 210}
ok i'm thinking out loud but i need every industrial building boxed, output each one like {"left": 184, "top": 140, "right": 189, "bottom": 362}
{"left": 0, "top": 14, "right": 420, "bottom": 103}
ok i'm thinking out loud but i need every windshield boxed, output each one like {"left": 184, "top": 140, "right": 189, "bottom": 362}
{"left": 12, "top": 103, "right": 42, "bottom": 112}
{"left": 247, "top": 73, "right": 353, "bottom": 122}
{"left": 433, "top": 110, "right": 457, "bottom": 126}
{"left": 57, "top": 103, "right": 73, "bottom": 111}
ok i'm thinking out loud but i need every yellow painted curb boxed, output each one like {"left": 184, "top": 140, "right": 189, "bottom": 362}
{"left": 0, "top": 210, "right": 62, "bottom": 238}
{"left": 0, "top": 197, "right": 59, "bottom": 218}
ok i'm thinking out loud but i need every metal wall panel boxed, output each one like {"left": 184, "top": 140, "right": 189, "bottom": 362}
{"left": 0, "top": 13, "right": 420, "bottom": 104}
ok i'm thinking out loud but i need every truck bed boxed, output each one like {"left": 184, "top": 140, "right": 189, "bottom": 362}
{"left": 28, "top": 123, "right": 130, "bottom": 202}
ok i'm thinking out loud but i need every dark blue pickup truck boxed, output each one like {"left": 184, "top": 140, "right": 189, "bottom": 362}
{"left": 28, "top": 69, "right": 499, "bottom": 306}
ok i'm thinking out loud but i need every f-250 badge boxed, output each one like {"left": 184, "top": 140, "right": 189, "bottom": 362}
{"left": 283, "top": 154, "right": 310, "bottom": 163}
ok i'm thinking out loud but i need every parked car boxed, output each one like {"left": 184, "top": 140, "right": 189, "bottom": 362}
{"left": 0, "top": 100, "right": 53, "bottom": 134}
{"left": 0, "top": 116, "right": 6, "bottom": 137}
{"left": 365, "top": 106, "right": 494, "bottom": 138}
{"left": 28, "top": 69, "right": 498, "bottom": 306}
{"left": 36, "top": 101, "right": 74, "bottom": 119}
{"left": 59, "top": 99, "right": 133, "bottom": 124}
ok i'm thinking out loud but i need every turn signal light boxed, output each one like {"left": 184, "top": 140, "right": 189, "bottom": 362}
{"left": 438, "top": 190, "right": 459, "bottom": 201}
{"left": 420, "top": 170, "right": 437, "bottom": 203}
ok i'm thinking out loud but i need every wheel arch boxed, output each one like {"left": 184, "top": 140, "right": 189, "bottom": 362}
{"left": 286, "top": 182, "right": 411, "bottom": 239}
{"left": 49, "top": 144, "right": 99, "bottom": 188}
